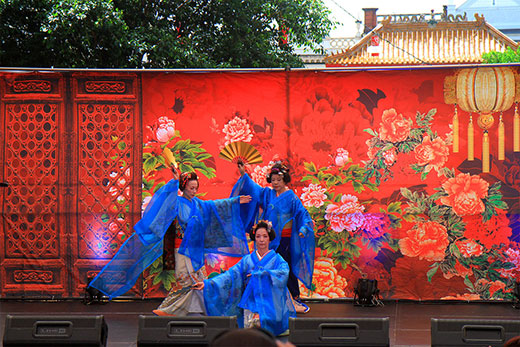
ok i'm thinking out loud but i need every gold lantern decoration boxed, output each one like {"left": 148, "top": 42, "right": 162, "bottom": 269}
{"left": 444, "top": 67, "right": 520, "bottom": 172}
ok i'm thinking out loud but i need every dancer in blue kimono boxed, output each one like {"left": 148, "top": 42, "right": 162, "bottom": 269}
{"left": 89, "top": 168, "right": 251, "bottom": 314}
{"left": 231, "top": 161, "right": 315, "bottom": 313}
{"left": 193, "top": 220, "right": 296, "bottom": 336}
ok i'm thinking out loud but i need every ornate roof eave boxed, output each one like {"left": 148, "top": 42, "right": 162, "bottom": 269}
{"left": 474, "top": 14, "right": 519, "bottom": 48}
{"left": 324, "top": 21, "right": 386, "bottom": 64}
{"left": 324, "top": 13, "right": 519, "bottom": 66}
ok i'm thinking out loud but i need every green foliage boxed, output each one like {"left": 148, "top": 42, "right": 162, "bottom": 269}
{"left": 482, "top": 47, "right": 520, "bottom": 63}
{"left": 317, "top": 231, "right": 361, "bottom": 269}
{"left": 0, "top": 0, "right": 334, "bottom": 68}
{"left": 302, "top": 160, "right": 378, "bottom": 194}
{"left": 0, "top": 0, "right": 52, "bottom": 67}
{"left": 363, "top": 108, "right": 443, "bottom": 183}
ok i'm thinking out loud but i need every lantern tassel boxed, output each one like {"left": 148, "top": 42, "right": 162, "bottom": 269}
{"left": 452, "top": 107, "right": 459, "bottom": 153}
{"left": 514, "top": 104, "right": 519, "bottom": 152}
{"left": 483, "top": 130, "right": 490, "bottom": 173}
{"left": 498, "top": 114, "right": 505, "bottom": 160}
{"left": 468, "top": 115, "right": 474, "bottom": 161}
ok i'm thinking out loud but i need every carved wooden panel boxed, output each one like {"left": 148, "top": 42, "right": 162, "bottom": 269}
{"left": 0, "top": 72, "right": 141, "bottom": 298}
{"left": 0, "top": 73, "right": 67, "bottom": 296}
{"left": 71, "top": 73, "right": 141, "bottom": 297}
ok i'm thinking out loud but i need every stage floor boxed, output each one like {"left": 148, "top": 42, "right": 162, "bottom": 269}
{"left": 0, "top": 299, "right": 518, "bottom": 346}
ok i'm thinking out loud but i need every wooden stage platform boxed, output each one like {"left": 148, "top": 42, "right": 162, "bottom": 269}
{"left": 0, "top": 299, "right": 518, "bottom": 346}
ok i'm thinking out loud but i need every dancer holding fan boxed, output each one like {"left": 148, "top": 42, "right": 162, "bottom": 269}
{"left": 220, "top": 143, "right": 315, "bottom": 314}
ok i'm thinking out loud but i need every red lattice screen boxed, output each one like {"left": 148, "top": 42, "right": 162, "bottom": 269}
{"left": 4, "top": 103, "right": 60, "bottom": 259}
{"left": 71, "top": 74, "right": 142, "bottom": 297}
{"left": 0, "top": 73, "right": 141, "bottom": 297}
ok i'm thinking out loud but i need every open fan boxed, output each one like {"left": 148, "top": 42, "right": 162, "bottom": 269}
{"left": 162, "top": 147, "right": 178, "bottom": 168}
{"left": 219, "top": 141, "right": 262, "bottom": 165}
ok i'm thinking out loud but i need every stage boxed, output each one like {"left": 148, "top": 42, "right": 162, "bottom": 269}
{"left": 0, "top": 299, "right": 518, "bottom": 346}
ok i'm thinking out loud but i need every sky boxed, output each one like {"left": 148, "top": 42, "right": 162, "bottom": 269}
{"left": 325, "top": 0, "right": 467, "bottom": 37}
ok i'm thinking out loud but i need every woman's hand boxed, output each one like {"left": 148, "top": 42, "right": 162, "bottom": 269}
{"left": 237, "top": 161, "right": 247, "bottom": 176}
{"left": 239, "top": 195, "right": 252, "bottom": 204}
{"left": 192, "top": 281, "right": 204, "bottom": 290}
{"left": 171, "top": 167, "right": 180, "bottom": 181}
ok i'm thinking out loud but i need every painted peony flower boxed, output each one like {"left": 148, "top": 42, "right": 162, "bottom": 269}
{"left": 399, "top": 221, "right": 449, "bottom": 261}
{"left": 301, "top": 183, "right": 327, "bottom": 208}
{"left": 456, "top": 239, "right": 484, "bottom": 258}
{"left": 299, "top": 256, "right": 347, "bottom": 298}
{"left": 415, "top": 134, "right": 449, "bottom": 173}
{"left": 378, "top": 108, "right": 412, "bottom": 143}
{"left": 463, "top": 212, "right": 512, "bottom": 249}
{"left": 222, "top": 116, "right": 253, "bottom": 145}
{"left": 250, "top": 165, "right": 269, "bottom": 187}
{"left": 360, "top": 213, "right": 389, "bottom": 239}
{"left": 440, "top": 173, "right": 489, "bottom": 216}
{"left": 334, "top": 147, "right": 350, "bottom": 166}
{"left": 382, "top": 147, "right": 397, "bottom": 166}
{"left": 325, "top": 194, "right": 365, "bottom": 232}
{"left": 156, "top": 116, "right": 176, "bottom": 142}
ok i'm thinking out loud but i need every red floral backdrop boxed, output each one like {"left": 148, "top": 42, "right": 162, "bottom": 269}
{"left": 139, "top": 69, "right": 519, "bottom": 301}
{"left": 0, "top": 68, "right": 518, "bottom": 300}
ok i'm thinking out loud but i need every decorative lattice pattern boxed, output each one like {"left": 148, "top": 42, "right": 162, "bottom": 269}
{"left": 78, "top": 103, "right": 134, "bottom": 258}
{"left": 4, "top": 103, "right": 59, "bottom": 258}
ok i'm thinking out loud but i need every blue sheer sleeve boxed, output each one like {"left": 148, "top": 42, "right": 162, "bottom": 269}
{"left": 89, "top": 179, "right": 250, "bottom": 299}
{"left": 290, "top": 197, "right": 316, "bottom": 289}
{"left": 203, "top": 252, "right": 296, "bottom": 336}
{"left": 203, "top": 257, "right": 247, "bottom": 326}
{"left": 239, "top": 252, "right": 295, "bottom": 335}
{"left": 230, "top": 174, "right": 265, "bottom": 233}
{"left": 89, "top": 179, "right": 180, "bottom": 299}
{"left": 179, "top": 196, "right": 249, "bottom": 271}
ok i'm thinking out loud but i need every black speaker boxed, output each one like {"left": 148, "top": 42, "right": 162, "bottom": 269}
{"left": 288, "top": 317, "right": 390, "bottom": 346}
{"left": 137, "top": 315, "right": 238, "bottom": 346}
{"left": 431, "top": 318, "right": 520, "bottom": 347}
{"left": 2, "top": 315, "right": 108, "bottom": 347}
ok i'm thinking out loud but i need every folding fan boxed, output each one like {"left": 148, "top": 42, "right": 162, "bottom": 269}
{"left": 162, "top": 147, "right": 178, "bottom": 168}
{"left": 219, "top": 141, "right": 262, "bottom": 165}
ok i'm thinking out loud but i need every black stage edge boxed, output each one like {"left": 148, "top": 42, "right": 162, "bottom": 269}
{"left": 0, "top": 299, "right": 519, "bottom": 346}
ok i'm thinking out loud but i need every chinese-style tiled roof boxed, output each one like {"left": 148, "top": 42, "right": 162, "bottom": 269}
{"left": 324, "top": 13, "right": 519, "bottom": 66}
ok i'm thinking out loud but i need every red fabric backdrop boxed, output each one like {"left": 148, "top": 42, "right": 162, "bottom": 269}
{"left": 0, "top": 67, "right": 518, "bottom": 300}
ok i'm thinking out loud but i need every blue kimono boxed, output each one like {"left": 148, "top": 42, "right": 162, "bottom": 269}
{"left": 231, "top": 174, "right": 315, "bottom": 290}
{"left": 89, "top": 179, "right": 249, "bottom": 299}
{"left": 203, "top": 250, "right": 296, "bottom": 336}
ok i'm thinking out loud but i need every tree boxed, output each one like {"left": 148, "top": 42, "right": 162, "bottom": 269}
{"left": 0, "top": 0, "right": 334, "bottom": 68}
{"left": 482, "top": 47, "right": 520, "bottom": 63}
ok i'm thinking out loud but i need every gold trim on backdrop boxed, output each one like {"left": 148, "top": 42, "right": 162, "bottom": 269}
{"left": 452, "top": 105, "right": 459, "bottom": 153}
{"left": 483, "top": 131, "right": 490, "bottom": 173}
{"left": 514, "top": 103, "right": 520, "bottom": 152}
{"left": 498, "top": 113, "right": 505, "bottom": 161}
{"left": 468, "top": 115, "right": 474, "bottom": 161}
{"left": 444, "top": 66, "right": 519, "bottom": 171}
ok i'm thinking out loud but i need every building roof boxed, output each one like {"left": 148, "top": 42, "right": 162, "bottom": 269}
{"left": 324, "top": 13, "right": 519, "bottom": 66}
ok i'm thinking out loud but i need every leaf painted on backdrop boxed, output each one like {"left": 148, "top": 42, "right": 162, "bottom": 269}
{"left": 356, "top": 88, "right": 386, "bottom": 114}
{"left": 412, "top": 80, "right": 434, "bottom": 103}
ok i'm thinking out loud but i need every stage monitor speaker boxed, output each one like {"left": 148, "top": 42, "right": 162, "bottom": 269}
{"left": 137, "top": 315, "right": 238, "bottom": 347}
{"left": 2, "top": 314, "right": 108, "bottom": 347}
{"left": 288, "top": 317, "right": 390, "bottom": 346}
{"left": 431, "top": 318, "right": 520, "bottom": 347}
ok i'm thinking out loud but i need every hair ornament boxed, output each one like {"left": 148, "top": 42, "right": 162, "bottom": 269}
{"left": 179, "top": 171, "right": 198, "bottom": 190}
{"left": 269, "top": 160, "right": 288, "bottom": 174}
